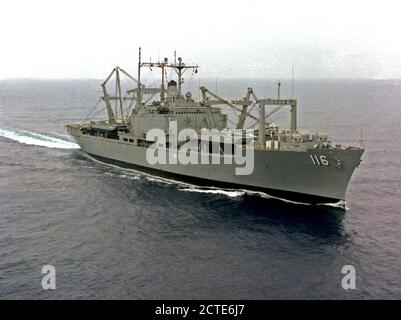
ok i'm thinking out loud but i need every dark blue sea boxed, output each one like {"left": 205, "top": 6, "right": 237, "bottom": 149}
{"left": 0, "top": 78, "right": 400, "bottom": 299}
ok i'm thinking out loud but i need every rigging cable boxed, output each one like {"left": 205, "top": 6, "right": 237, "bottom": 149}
{"left": 82, "top": 98, "right": 102, "bottom": 122}
{"left": 186, "top": 68, "right": 196, "bottom": 93}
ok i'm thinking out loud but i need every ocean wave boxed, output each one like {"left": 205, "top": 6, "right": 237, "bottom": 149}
{"left": 0, "top": 128, "right": 80, "bottom": 149}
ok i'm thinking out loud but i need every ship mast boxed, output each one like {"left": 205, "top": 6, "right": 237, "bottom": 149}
{"left": 177, "top": 57, "right": 183, "bottom": 98}
{"left": 137, "top": 47, "right": 142, "bottom": 108}
{"left": 169, "top": 55, "right": 198, "bottom": 100}
{"left": 136, "top": 48, "right": 199, "bottom": 102}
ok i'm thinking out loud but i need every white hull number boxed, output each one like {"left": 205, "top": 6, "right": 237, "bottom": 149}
{"left": 310, "top": 154, "right": 330, "bottom": 166}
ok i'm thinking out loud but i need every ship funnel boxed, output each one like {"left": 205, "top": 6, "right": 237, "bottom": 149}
{"left": 167, "top": 80, "right": 178, "bottom": 99}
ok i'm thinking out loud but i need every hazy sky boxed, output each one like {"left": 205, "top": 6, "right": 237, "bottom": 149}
{"left": 1, "top": 0, "right": 401, "bottom": 79}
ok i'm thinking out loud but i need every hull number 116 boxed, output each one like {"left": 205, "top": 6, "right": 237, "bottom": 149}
{"left": 310, "top": 154, "right": 330, "bottom": 166}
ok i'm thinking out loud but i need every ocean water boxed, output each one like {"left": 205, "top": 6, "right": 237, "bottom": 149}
{"left": 0, "top": 78, "right": 400, "bottom": 299}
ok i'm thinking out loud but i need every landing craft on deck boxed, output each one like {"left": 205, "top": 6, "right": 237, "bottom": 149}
{"left": 66, "top": 48, "right": 364, "bottom": 205}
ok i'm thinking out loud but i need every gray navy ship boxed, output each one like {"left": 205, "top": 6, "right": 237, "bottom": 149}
{"left": 67, "top": 48, "right": 364, "bottom": 205}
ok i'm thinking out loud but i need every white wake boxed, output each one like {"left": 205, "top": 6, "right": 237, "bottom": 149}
{"left": 0, "top": 128, "right": 80, "bottom": 149}
{"left": 179, "top": 187, "right": 246, "bottom": 198}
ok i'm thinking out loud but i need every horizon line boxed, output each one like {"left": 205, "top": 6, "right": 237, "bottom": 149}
{"left": 1, "top": 77, "right": 401, "bottom": 82}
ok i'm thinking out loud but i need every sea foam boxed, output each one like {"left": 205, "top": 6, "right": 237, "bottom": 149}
{"left": 0, "top": 128, "right": 80, "bottom": 149}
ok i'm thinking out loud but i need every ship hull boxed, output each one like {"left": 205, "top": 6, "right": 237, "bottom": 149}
{"left": 68, "top": 127, "right": 363, "bottom": 204}
{"left": 88, "top": 153, "right": 340, "bottom": 204}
